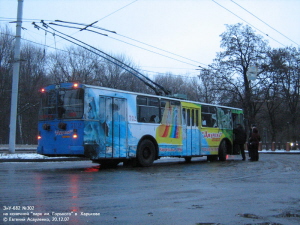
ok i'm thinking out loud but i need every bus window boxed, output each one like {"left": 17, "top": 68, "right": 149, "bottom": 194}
{"left": 201, "top": 106, "right": 217, "bottom": 127}
{"left": 39, "top": 90, "right": 56, "bottom": 120}
{"left": 137, "top": 96, "right": 147, "bottom": 105}
{"left": 149, "top": 98, "right": 159, "bottom": 107}
{"left": 233, "top": 113, "right": 244, "bottom": 127}
{"left": 137, "top": 96, "right": 159, "bottom": 123}
{"left": 39, "top": 88, "right": 84, "bottom": 120}
{"left": 192, "top": 109, "right": 195, "bottom": 126}
{"left": 217, "top": 107, "right": 232, "bottom": 129}
{"left": 62, "top": 89, "right": 84, "bottom": 119}
{"left": 182, "top": 108, "right": 186, "bottom": 125}
{"left": 187, "top": 109, "right": 190, "bottom": 126}
{"left": 195, "top": 110, "right": 199, "bottom": 126}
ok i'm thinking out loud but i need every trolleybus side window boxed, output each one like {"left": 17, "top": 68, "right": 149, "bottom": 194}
{"left": 182, "top": 108, "right": 186, "bottom": 125}
{"left": 187, "top": 109, "right": 191, "bottom": 126}
{"left": 137, "top": 96, "right": 159, "bottom": 123}
{"left": 232, "top": 112, "right": 244, "bottom": 128}
{"left": 195, "top": 109, "right": 199, "bottom": 127}
{"left": 192, "top": 109, "right": 195, "bottom": 126}
{"left": 217, "top": 107, "right": 232, "bottom": 129}
{"left": 201, "top": 105, "right": 217, "bottom": 127}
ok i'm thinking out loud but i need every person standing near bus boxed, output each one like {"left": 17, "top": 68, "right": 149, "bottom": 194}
{"left": 233, "top": 124, "right": 247, "bottom": 160}
{"left": 247, "top": 124, "right": 256, "bottom": 159}
{"left": 248, "top": 127, "right": 261, "bottom": 161}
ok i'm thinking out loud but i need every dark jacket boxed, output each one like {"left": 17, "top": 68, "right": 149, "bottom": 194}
{"left": 249, "top": 128, "right": 261, "bottom": 147}
{"left": 233, "top": 126, "right": 247, "bottom": 144}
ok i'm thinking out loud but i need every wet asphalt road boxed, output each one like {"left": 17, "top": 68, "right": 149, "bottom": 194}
{"left": 1, "top": 154, "right": 300, "bottom": 225}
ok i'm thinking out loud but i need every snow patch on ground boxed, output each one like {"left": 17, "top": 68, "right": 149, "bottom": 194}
{"left": 0, "top": 153, "right": 61, "bottom": 159}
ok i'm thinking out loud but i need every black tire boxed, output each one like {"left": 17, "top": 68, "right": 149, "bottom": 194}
{"left": 184, "top": 157, "right": 192, "bottom": 163}
{"left": 137, "top": 139, "right": 156, "bottom": 167}
{"left": 218, "top": 140, "right": 227, "bottom": 161}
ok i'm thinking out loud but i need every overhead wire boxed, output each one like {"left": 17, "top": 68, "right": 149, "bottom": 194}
{"left": 50, "top": 0, "right": 206, "bottom": 69}
{"left": 1, "top": 31, "right": 198, "bottom": 81}
{"left": 104, "top": 35, "right": 201, "bottom": 67}
{"left": 1, "top": 0, "right": 207, "bottom": 71}
{"left": 82, "top": 0, "right": 139, "bottom": 30}
{"left": 52, "top": 20, "right": 205, "bottom": 68}
{"left": 32, "top": 21, "right": 170, "bottom": 95}
{"left": 141, "top": 69, "right": 199, "bottom": 79}
{"left": 63, "top": 0, "right": 138, "bottom": 36}
{"left": 2, "top": 35, "right": 197, "bottom": 84}
{"left": 5, "top": 0, "right": 294, "bottom": 76}
{"left": 230, "top": 0, "right": 299, "bottom": 46}
{"left": 116, "top": 33, "right": 207, "bottom": 66}
{"left": 211, "top": 0, "right": 286, "bottom": 47}
{"left": 3, "top": 19, "right": 203, "bottom": 73}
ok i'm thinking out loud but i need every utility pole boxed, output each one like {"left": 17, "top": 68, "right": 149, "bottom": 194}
{"left": 9, "top": 0, "right": 24, "bottom": 154}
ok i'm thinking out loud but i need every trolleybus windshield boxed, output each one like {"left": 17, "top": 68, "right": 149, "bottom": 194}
{"left": 39, "top": 88, "right": 84, "bottom": 120}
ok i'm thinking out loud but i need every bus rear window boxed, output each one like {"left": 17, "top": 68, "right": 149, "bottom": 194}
{"left": 39, "top": 88, "right": 84, "bottom": 120}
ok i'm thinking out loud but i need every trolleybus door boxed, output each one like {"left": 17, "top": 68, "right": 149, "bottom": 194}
{"left": 99, "top": 97, "right": 127, "bottom": 158}
{"left": 183, "top": 108, "right": 200, "bottom": 156}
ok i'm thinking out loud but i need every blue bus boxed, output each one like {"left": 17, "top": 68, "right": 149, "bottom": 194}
{"left": 37, "top": 82, "right": 244, "bottom": 167}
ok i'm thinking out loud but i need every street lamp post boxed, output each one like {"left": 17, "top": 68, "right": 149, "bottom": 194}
{"left": 9, "top": 0, "right": 24, "bottom": 154}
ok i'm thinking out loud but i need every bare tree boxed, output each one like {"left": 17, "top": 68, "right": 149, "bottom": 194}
{"left": 0, "top": 26, "right": 14, "bottom": 144}
{"left": 208, "top": 23, "right": 270, "bottom": 128}
{"left": 195, "top": 69, "right": 221, "bottom": 104}
{"left": 18, "top": 43, "right": 49, "bottom": 144}
{"left": 47, "top": 47, "right": 149, "bottom": 93}
{"left": 47, "top": 46, "right": 101, "bottom": 84}
{"left": 266, "top": 47, "right": 300, "bottom": 142}
{"left": 153, "top": 73, "right": 190, "bottom": 98}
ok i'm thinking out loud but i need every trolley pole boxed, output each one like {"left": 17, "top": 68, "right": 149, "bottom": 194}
{"left": 9, "top": 0, "right": 24, "bottom": 154}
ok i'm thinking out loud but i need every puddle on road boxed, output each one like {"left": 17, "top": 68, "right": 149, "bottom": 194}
{"left": 244, "top": 223, "right": 283, "bottom": 225}
{"left": 196, "top": 223, "right": 221, "bottom": 225}
{"left": 275, "top": 211, "right": 300, "bottom": 218}
{"left": 237, "top": 213, "right": 262, "bottom": 219}
{"left": 188, "top": 204, "right": 203, "bottom": 209}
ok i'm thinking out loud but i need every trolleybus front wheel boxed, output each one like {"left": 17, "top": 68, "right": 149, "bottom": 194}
{"left": 137, "top": 139, "right": 156, "bottom": 167}
{"left": 218, "top": 140, "right": 227, "bottom": 161}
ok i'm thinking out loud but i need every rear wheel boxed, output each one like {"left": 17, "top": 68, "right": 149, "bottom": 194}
{"left": 137, "top": 139, "right": 156, "bottom": 167}
{"left": 184, "top": 157, "right": 192, "bottom": 163}
{"left": 218, "top": 140, "right": 227, "bottom": 161}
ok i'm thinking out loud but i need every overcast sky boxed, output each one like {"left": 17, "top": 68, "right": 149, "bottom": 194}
{"left": 1, "top": 0, "right": 299, "bottom": 77}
